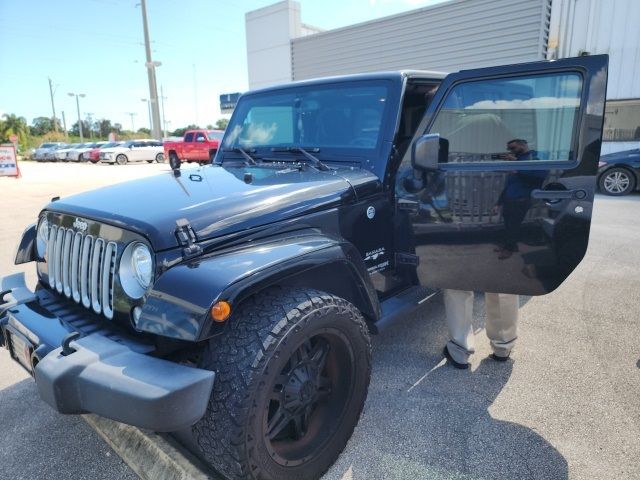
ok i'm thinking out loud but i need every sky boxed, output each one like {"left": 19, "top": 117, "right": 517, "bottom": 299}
{"left": 0, "top": 0, "right": 444, "bottom": 132}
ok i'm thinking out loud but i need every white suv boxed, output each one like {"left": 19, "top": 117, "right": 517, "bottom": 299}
{"left": 99, "top": 139, "right": 164, "bottom": 165}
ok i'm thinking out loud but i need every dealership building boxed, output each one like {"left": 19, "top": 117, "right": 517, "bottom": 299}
{"left": 245, "top": 0, "right": 640, "bottom": 153}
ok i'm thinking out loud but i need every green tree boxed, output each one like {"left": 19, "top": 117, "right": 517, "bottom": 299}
{"left": 215, "top": 118, "right": 229, "bottom": 130}
{"left": 70, "top": 120, "right": 91, "bottom": 138}
{"left": 136, "top": 127, "right": 151, "bottom": 136}
{"left": 94, "top": 118, "right": 114, "bottom": 138}
{"left": 30, "top": 116, "right": 56, "bottom": 136}
{"left": 1, "top": 113, "right": 29, "bottom": 148}
{"left": 171, "top": 124, "right": 200, "bottom": 137}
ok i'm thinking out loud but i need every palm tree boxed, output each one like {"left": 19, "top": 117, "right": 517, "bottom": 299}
{"left": 1, "top": 113, "right": 29, "bottom": 147}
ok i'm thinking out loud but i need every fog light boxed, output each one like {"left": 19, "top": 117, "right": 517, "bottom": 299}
{"left": 211, "top": 301, "right": 231, "bottom": 322}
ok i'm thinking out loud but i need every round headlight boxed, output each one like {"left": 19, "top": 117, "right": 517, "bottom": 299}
{"left": 132, "top": 243, "right": 153, "bottom": 288}
{"left": 36, "top": 217, "right": 49, "bottom": 258}
{"left": 119, "top": 242, "right": 154, "bottom": 299}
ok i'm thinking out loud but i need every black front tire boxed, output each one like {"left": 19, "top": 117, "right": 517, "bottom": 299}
{"left": 169, "top": 152, "right": 181, "bottom": 170}
{"left": 192, "top": 287, "right": 372, "bottom": 480}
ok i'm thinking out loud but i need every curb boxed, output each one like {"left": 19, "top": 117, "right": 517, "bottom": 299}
{"left": 83, "top": 415, "right": 215, "bottom": 480}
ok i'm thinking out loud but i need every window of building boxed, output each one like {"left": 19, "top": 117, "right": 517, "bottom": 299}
{"left": 604, "top": 100, "right": 640, "bottom": 142}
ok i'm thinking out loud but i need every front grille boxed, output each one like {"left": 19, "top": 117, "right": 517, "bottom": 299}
{"left": 47, "top": 225, "right": 117, "bottom": 319}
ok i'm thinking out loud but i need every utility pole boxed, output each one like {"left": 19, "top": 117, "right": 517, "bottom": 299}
{"left": 48, "top": 77, "right": 58, "bottom": 132}
{"left": 86, "top": 113, "right": 94, "bottom": 139}
{"left": 127, "top": 112, "right": 137, "bottom": 132}
{"left": 160, "top": 85, "right": 167, "bottom": 139}
{"left": 68, "top": 92, "right": 86, "bottom": 142}
{"left": 192, "top": 63, "right": 199, "bottom": 126}
{"left": 139, "top": 0, "right": 162, "bottom": 140}
{"left": 61, "top": 111, "right": 68, "bottom": 139}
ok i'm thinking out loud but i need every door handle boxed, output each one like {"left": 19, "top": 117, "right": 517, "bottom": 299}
{"left": 531, "top": 189, "right": 587, "bottom": 200}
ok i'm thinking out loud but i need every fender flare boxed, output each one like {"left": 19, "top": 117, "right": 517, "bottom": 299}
{"left": 137, "top": 233, "right": 380, "bottom": 341}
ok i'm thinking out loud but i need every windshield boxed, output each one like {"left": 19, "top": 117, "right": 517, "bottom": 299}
{"left": 207, "top": 131, "right": 224, "bottom": 141}
{"left": 100, "top": 142, "right": 118, "bottom": 148}
{"left": 223, "top": 81, "right": 390, "bottom": 152}
{"left": 40, "top": 143, "right": 56, "bottom": 148}
{"left": 121, "top": 141, "right": 135, "bottom": 148}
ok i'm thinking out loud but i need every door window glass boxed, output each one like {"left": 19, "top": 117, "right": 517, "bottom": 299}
{"left": 195, "top": 133, "right": 206, "bottom": 141}
{"left": 184, "top": 132, "right": 194, "bottom": 142}
{"left": 429, "top": 73, "right": 583, "bottom": 163}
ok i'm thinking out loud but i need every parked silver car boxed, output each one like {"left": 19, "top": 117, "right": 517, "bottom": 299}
{"left": 53, "top": 143, "right": 82, "bottom": 162}
{"left": 67, "top": 142, "right": 106, "bottom": 162}
{"left": 33, "top": 142, "right": 66, "bottom": 162}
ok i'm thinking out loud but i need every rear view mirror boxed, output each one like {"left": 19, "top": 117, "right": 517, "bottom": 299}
{"left": 412, "top": 134, "right": 448, "bottom": 171}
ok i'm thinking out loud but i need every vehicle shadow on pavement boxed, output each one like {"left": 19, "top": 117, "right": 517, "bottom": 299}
{"left": 324, "top": 295, "right": 567, "bottom": 480}
{"left": 0, "top": 377, "right": 137, "bottom": 480}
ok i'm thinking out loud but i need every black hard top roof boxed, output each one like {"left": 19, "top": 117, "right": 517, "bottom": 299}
{"left": 247, "top": 70, "right": 447, "bottom": 96}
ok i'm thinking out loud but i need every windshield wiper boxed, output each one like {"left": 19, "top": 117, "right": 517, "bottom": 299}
{"left": 270, "top": 147, "right": 330, "bottom": 171}
{"left": 222, "top": 147, "right": 258, "bottom": 165}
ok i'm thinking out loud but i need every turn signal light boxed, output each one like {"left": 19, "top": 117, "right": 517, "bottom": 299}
{"left": 211, "top": 301, "right": 231, "bottom": 322}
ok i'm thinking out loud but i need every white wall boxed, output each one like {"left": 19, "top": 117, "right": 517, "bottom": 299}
{"left": 245, "top": 0, "right": 323, "bottom": 90}
{"left": 549, "top": 0, "right": 640, "bottom": 153}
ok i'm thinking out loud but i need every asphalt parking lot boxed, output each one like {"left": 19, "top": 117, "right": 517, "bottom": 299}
{"left": 1, "top": 162, "right": 639, "bottom": 480}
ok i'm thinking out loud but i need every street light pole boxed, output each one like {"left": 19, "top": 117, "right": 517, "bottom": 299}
{"left": 68, "top": 92, "right": 86, "bottom": 142}
{"left": 160, "top": 85, "right": 167, "bottom": 139}
{"left": 141, "top": 99, "right": 152, "bottom": 132}
{"left": 126, "top": 112, "right": 137, "bottom": 133}
{"left": 139, "top": 0, "right": 162, "bottom": 140}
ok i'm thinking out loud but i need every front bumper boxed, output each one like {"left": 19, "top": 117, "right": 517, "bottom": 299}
{"left": 0, "top": 273, "right": 214, "bottom": 432}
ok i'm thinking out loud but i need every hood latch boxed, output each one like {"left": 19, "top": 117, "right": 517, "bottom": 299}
{"left": 175, "top": 218, "right": 202, "bottom": 259}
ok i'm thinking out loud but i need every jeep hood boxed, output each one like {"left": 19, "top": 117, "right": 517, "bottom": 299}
{"left": 47, "top": 165, "right": 370, "bottom": 250}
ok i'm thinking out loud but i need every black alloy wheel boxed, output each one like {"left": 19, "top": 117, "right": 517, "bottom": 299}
{"left": 192, "top": 287, "right": 372, "bottom": 480}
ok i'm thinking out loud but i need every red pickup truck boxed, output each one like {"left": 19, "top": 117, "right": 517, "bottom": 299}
{"left": 163, "top": 129, "right": 224, "bottom": 164}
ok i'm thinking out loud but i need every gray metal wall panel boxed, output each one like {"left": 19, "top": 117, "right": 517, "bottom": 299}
{"left": 292, "top": 0, "right": 551, "bottom": 80}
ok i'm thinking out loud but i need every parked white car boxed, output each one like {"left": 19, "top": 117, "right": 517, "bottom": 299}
{"left": 67, "top": 142, "right": 107, "bottom": 162}
{"left": 99, "top": 139, "right": 164, "bottom": 165}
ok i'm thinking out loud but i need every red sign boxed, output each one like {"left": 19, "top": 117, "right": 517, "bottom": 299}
{"left": 9, "top": 134, "right": 18, "bottom": 143}
{"left": 0, "top": 144, "right": 20, "bottom": 177}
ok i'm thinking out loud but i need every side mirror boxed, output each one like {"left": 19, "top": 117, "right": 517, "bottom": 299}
{"left": 411, "top": 134, "right": 448, "bottom": 171}
{"left": 129, "top": 145, "right": 134, "bottom": 149}
{"left": 196, "top": 137, "right": 205, "bottom": 142}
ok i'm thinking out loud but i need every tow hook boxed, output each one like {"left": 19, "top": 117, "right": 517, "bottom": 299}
{"left": 61, "top": 332, "right": 82, "bottom": 356}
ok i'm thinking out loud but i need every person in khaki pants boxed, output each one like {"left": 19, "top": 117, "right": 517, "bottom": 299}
{"left": 443, "top": 289, "right": 518, "bottom": 369}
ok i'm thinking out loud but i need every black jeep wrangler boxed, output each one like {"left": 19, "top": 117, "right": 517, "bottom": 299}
{"left": 1, "top": 55, "right": 607, "bottom": 480}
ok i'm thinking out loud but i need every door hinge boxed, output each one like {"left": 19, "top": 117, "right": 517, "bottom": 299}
{"left": 395, "top": 252, "right": 420, "bottom": 266}
{"left": 175, "top": 218, "right": 202, "bottom": 259}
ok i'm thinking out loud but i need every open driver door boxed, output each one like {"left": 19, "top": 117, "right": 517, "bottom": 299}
{"left": 398, "top": 55, "right": 608, "bottom": 295}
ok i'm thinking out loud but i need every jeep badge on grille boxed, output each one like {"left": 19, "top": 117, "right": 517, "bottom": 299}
{"left": 73, "top": 218, "right": 88, "bottom": 232}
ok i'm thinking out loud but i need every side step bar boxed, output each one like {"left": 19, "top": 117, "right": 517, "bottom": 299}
{"left": 372, "top": 286, "right": 439, "bottom": 334}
